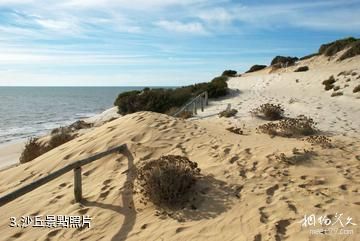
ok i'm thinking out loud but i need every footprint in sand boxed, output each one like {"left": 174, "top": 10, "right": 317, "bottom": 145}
{"left": 275, "top": 219, "right": 291, "bottom": 241}
{"left": 78, "top": 208, "right": 89, "bottom": 215}
{"left": 46, "top": 229, "right": 61, "bottom": 240}
{"left": 253, "top": 234, "right": 262, "bottom": 241}
{"left": 259, "top": 207, "right": 269, "bottom": 223}
{"left": 286, "top": 201, "right": 298, "bottom": 214}
{"left": 266, "top": 184, "right": 279, "bottom": 203}
{"left": 11, "top": 232, "right": 23, "bottom": 238}
{"left": 175, "top": 226, "right": 188, "bottom": 233}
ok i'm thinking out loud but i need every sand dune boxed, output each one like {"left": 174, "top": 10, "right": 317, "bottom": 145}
{"left": 0, "top": 55, "right": 359, "bottom": 241}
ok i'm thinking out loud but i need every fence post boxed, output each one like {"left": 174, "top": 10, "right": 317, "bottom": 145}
{"left": 74, "top": 167, "right": 82, "bottom": 202}
{"left": 205, "top": 92, "right": 208, "bottom": 106}
{"left": 193, "top": 101, "right": 197, "bottom": 115}
{"left": 201, "top": 96, "right": 204, "bottom": 111}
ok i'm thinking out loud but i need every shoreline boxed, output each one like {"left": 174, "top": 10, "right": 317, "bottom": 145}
{"left": 0, "top": 139, "right": 26, "bottom": 171}
{"left": 0, "top": 106, "right": 120, "bottom": 170}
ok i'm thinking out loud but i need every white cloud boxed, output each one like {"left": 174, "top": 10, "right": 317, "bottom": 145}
{"left": 155, "top": 20, "right": 208, "bottom": 34}
{"left": 195, "top": 1, "right": 360, "bottom": 31}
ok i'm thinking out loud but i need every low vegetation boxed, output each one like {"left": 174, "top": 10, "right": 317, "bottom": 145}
{"left": 136, "top": 155, "right": 201, "bottom": 208}
{"left": 226, "top": 127, "right": 243, "bottom": 135}
{"left": 177, "top": 110, "right": 193, "bottom": 119}
{"left": 19, "top": 138, "right": 49, "bottom": 163}
{"left": 318, "top": 37, "right": 358, "bottom": 56}
{"left": 258, "top": 115, "right": 317, "bottom": 137}
{"left": 219, "top": 108, "right": 238, "bottom": 118}
{"left": 305, "top": 136, "right": 332, "bottom": 148}
{"left": 20, "top": 127, "right": 76, "bottom": 163}
{"left": 275, "top": 149, "right": 315, "bottom": 165}
{"left": 246, "top": 65, "right": 267, "bottom": 73}
{"left": 114, "top": 76, "right": 229, "bottom": 115}
{"left": 270, "top": 56, "right": 298, "bottom": 67}
{"left": 222, "top": 70, "right": 237, "bottom": 77}
{"left": 294, "top": 66, "right": 309, "bottom": 72}
{"left": 322, "top": 75, "right": 336, "bottom": 91}
{"left": 49, "top": 128, "right": 75, "bottom": 148}
{"left": 331, "top": 92, "right": 343, "bottom": 97}
{"left": 250, "top": 103, "right": 284, "bottom": 120}
{"left": 333, "top": 86, "right": 340, "bottom": 91}
{"left": 299, "top": 53, "right": 319, "bottom": 60}
{"left": 353, "top": 85, "right": 360, "bottom": 93}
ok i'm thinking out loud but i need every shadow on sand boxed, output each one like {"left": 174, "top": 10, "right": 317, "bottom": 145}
{"left": 82, "top": 145, "right": 136, "bottom": 241}
{"left": 82, "top": 147, "right": 237, "bottom": 239}
{"left": 159, "top": 175, "right": 237, "bottom": 222}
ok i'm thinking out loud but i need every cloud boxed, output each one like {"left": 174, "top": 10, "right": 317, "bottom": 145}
{"left": 195, "top": 1, "right": 360, "bottom": 31}
{"left": 155, "top": 20, "right": 208, "bottom": 34}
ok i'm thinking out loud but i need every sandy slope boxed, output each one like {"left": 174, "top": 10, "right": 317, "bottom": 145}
{"left": 197, "top": 55, "right": 360, "bottom": 137}
{"left": 0, "top": 56, "right": 359, "bottom": 241}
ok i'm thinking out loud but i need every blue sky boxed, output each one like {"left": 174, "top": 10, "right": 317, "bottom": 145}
{"left": 0, "top": 0, "right": 359, "bottom": 86}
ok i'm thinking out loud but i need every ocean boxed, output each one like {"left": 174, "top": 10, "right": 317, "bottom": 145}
{"left": 0, "top": 87, "right": 146, "bottom": 144}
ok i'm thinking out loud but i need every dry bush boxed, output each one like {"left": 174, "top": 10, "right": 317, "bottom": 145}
{"left": 136, "top": 155, "right": 201, "bottom": 208}
{"left": 258, "top": 115, "right": 317, "bottom": 137}
{"left": 294, "top": 66, "right": 309, "bottom": 72}
{"left": 305, "top": 136, "right": 333, "bottom": 148}
{"left": 250, "top": 103, "right": 284, "bottom": 120}
{"left": 275, "top": 149, "right": 315, "bottom": 165}
{"left": 177, "top": 111, "right": 193, "bottom": 119}
{"left": 339, "top": 40, "right": 360, "bottom": 61}
{"left": 49, "top": 128, "right": 75, "bottom": 148}
{"left": 19, "top": 137, "right": 49, "bottom": 163}
{"left": 322, "top": 75, "right": 336, "bottom": 91}
{"left": 219, "top": 109, "right": 238, "bottom": 118}
{"left": 353, "top": 85, "right": 360, "bottom": 93}
{"left": 331, "top": 92, "right": 343, "bottom": 97}
{"left": 226, "top": 127, "right": 243, "bottom": 135}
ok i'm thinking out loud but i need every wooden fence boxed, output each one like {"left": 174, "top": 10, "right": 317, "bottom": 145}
{"left": 173, "top": 91, "right": 208, "bottom": 117}
{"left": 0, "top": 144, "right": 127, "bottom": 207}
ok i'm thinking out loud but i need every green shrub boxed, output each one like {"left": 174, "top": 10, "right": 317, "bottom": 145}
{"left": 114, "top": 78, "right": 228, "bottom": 115}
{"left": 19, "top": 138, "right": 49, "bottom": 163}
{"left": 136, "top": 155, "right": 200, "bottom": 207}
{"left": 318, "top": 37, "right": 358, "bottom": 56}
{"left": 299, "top": 53, "right": 319, "bottom": 60}
{"left": 353, "top": 85, "right": 360, "bottom": 93}
{"left": 207, "top": 76, "right": 228, "bottom": 98}
{"left": 339, "top": 40, "right": 360, "bottom": 61}
{"left": 246, "top": 65, "right": 267, "bottom": 73}
{"left": 270, "top": 56, "right": 298, "bottom": 66}
{"left": 333, "top": 86, "right": 340, "bottom": 91}
{"left": 222, "top": 70, "right": 237, "bottom": 77}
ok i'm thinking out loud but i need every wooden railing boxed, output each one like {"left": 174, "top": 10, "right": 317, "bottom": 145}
{"left": 0, "top": 144, "right": 127, "bottom": 207}
{"left": 173, "top": 91, "right": 208, "bottom": 117}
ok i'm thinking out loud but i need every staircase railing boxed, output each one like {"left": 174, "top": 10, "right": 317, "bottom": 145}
{"left": 173, "top": 91, "right": 208, "bottom": 117}
{"left": 0, "top": 144, "right": 127, "bottom": 207}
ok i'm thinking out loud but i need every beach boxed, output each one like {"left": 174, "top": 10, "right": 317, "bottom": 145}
{"left": 0, "top": 53, "right": 359, "bottom": 241}
{"left": 0, "top": 140, "right": 24, "bottom": 171}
